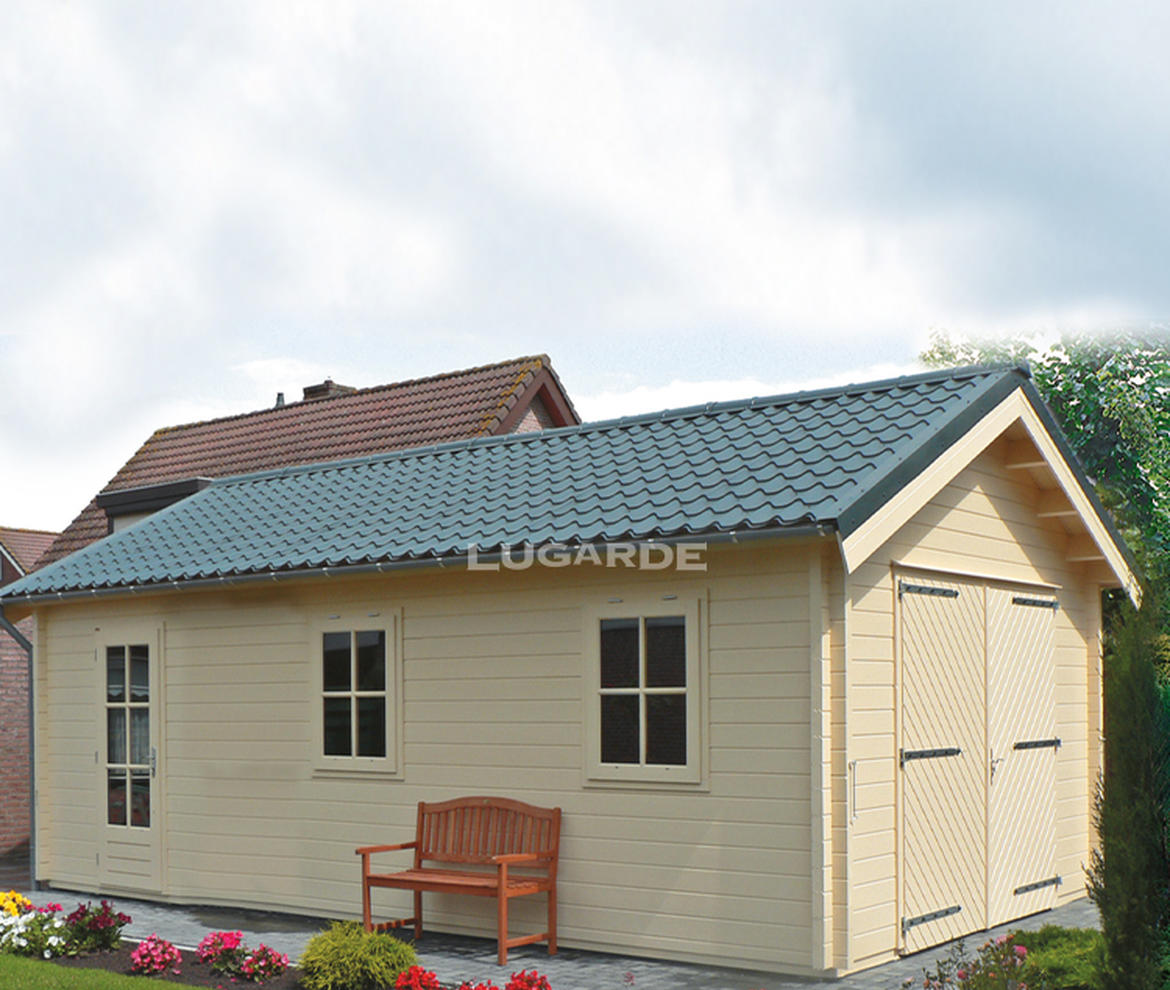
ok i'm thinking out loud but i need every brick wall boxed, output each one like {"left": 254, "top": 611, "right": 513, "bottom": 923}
{"left": 0, "top": 618, "right": 30, "bottom": 854}
{"left": 509, "top": 395, "right": 557, "bottom": 434}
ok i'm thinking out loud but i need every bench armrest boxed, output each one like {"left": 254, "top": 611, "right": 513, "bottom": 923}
{"left": 492, "top": 852, "right": 541, "bottom": 865}
{"left": 356, "top": 841, "right": 417, "bottom": 856}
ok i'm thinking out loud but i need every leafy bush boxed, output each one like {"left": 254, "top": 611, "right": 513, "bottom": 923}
{"left": 197, "top": 930, "right": 246, "bottom": 976}
{"left": 0, "top": 907, "right": 68, "bottom": 958}
{"left": 64, "top": 901, "right": 132, "bottom": 953}
{"left": 300, "top": 921, "right": 417, "bottom": 990}
{"left": 240, "top": 943, "right": 290, "bottom": 982}
{"left": 129, "top": 934, "right": 181, "bottom": 975}
{"left": 908, "top": 932, "right": 1040, "bottom": 989}
{"left": 1016, "top": 926, "right": 1102, "bottom": 990}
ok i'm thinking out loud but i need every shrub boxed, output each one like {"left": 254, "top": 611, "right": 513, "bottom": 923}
{"left": 241, "top": 943, "right": 290, "bottom": 983}
{"left": 0, "top": 907, "right": 68, "bottom": 958}
{"left": 64, "top": 900, "right": 132, "bottom": 953}
{"left": 1016, "top": 926, "right": 1102, "bottom": 990}
{"left": 300, "top": 921, "right": 417, "bottom": 990}
{"left": 1086, "top": 599, "right": 1170, "bottom": 990}
{"left": 197, "top": 930, "right": 246, "bottom": 976}
{"left": 396, "top": 965, "right": 442, "bottom": 990}
{"left": 909, "top": 932, "right": 1041, "bottom": 989}
{"left": 130, "top": 933, "right": 182, "bottom": 975}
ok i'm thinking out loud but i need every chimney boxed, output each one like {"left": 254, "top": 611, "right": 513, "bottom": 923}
{"left": 274, "top": 392, "right": 285, "bottom": 408}
{"left": 302, "top": 379, "right": 357, "bottom": 401}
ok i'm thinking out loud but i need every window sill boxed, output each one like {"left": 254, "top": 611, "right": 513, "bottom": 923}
{"left": 311, "top": 764, "right": 403, "bottom": 781}
{"left": 583, "top": 771, "right": 708, "bottom": 792}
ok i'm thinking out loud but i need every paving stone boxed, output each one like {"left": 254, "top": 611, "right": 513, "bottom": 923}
{"left": 16, "top": 883, "right": 1099, "bottom": 990}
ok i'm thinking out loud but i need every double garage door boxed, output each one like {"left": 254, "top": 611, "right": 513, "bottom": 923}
{"left": 898, "top": 573, "right": 1062, "bottom": 954}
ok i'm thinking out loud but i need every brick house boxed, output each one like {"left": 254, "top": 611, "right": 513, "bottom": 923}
{"left": 0, "top": 526, "right": 58, "bottom": 854}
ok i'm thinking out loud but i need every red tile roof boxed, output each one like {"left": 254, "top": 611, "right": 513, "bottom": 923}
{"left": 39, "top": 355, "right": 578, "bottom": 567}
{"left": 0, "top": 527, "right": 59, "bottom": 575}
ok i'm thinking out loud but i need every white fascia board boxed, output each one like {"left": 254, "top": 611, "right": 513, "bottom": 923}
{"left": 839, "top": 389, "right": 1139, "bottom": 603}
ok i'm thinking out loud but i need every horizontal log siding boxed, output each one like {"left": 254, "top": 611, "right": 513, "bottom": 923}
{"left": 33, "top": 541, "right": 821, "bottom": 973}
{"left": 844, "top": 440, "right": 1099, "bottom": 970}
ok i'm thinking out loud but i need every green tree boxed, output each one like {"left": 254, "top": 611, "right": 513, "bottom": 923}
{"left": 921, "top": 328, "right": 1170, "bottom": 595}
{"left": 1086, "top": 599, "right": 1170, "bottom": 990}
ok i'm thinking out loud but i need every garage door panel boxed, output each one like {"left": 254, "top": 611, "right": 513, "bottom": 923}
{"left": 899, "top": 576, "right": 987, "bottom": 953}
{"left": 987, "top": 588, "right": 1058, "bottom": 925}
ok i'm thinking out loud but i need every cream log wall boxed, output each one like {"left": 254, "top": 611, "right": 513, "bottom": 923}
{"left": 840, "top": 436, "right": 1103, "bottom": 972}
{"left": 33, "top": 542, "right": 826, "bottom": 974}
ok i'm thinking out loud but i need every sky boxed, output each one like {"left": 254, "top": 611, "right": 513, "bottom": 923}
{"left": 2, "top": 1, "right": 1168, "bottom": 533}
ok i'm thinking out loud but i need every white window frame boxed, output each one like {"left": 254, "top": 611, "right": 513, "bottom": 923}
{"left": 310, "top": 610, "right": 402, "bottom": 777}
{"left": 584, "top": 595, "right": 703, "bottom": 786}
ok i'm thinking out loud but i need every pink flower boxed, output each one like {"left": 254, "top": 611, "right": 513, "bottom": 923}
{"left": 1015, "top": 944, "right": 1027, "bottom": 957}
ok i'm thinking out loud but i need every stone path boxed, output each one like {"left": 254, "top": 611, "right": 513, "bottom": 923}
{"left": 14, "top": 874, "right": 1100, "bottom": 990}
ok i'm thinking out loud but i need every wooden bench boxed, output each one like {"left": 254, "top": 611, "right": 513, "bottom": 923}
{"left": 357, "top": 796, "right": 561, "bottom": 965}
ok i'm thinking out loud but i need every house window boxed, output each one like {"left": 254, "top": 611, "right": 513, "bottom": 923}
{"left": 587, "top": 599, "right": 702, "bottom": 785}
{"left": 322, "top": 631, "right": 388, "bottom": 758}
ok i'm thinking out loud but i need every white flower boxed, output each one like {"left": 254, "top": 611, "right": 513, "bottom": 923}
{"left": 43, "top": 949, "right": 51, "bottom": 959}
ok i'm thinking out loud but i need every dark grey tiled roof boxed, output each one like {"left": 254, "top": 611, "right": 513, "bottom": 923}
{"left": 2, "top": 366, "right": 1065, "bottom": 598}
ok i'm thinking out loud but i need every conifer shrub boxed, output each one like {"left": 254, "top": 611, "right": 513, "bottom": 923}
{"left": 1086, "top": 598, "right": 1170, "bottom": 990}
{"left": 300, "top": 922, "right": 417, "bottom": 990}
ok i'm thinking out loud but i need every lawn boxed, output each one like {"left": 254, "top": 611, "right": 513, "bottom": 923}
{"left": 0, "top": 954, "right": 148, "bottom": 989}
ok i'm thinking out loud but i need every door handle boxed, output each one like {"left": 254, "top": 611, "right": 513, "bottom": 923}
{"left": 151, "top": 747, "right": 157, "bottom": 779}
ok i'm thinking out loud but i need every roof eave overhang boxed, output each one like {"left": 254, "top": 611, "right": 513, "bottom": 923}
{"left": 837, "top": 383, "right": 1140, "bottom": 604}
{"left": 0, "top": 523, "right": 838, "bottom": 607}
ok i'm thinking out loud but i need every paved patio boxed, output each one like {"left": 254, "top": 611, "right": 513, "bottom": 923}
{"left": 10, "top": 855, "right": 1100, "bottom": 990}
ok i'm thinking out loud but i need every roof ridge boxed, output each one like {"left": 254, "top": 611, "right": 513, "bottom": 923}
{"left": 0, "top": 525, "right": 60, "bottom": 536}
{"left": 149, "top": 354, "right": 554, "bottom": 437}
{"left": 203, "top": 363, "right": 1027, "bottom": 490}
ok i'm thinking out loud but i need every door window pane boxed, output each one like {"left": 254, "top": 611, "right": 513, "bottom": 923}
{"left": 107, "top": 709, "right": 126, "bottom": 764}
{"left": 130, "top": 708, "right": 150, "bottom": 765}
{"left": 646, "top": 694, "right": 687, "bottom": 765}
{"left": 323, "top": 633, "right": 351, "bottom": 691}
{"left": 108, "top": 770, "right": 127, "bottom": 826}
{"left": 357, "top": 697, "right": 386, "bottom": 757}
{"left": 600, "top": 695, "right": 639, "bottom": 763}
{"left": 130, "top": 771, "right": 150, "bottom": 828}
{"left": 106, "top": 647, "right": 126, "bottom": 702}
{"left": 600, "top": 619, "right": 639, "bottom": 688}
{"left": 645, "top": 617, "right": 686, "bottom": 687}
{"left": 323, "top": 698, "right": 352, "bottom": 756}
{"left": 129, "top": 646, "right": 150, "bottom": 702}
{"left": 356, "top": 631, "right": 386, "bottom": 691}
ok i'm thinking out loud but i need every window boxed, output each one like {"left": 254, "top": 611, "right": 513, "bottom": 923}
{"left": 587, "top": 598, "right": 702, "bottom": 785}
{"left": 313, "top": 616, "right": 400, "bottom": 774}
{"left": 105, "top": 644, "right": 151, "bottom": 828}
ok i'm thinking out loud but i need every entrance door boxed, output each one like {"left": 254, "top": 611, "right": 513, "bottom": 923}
{"left": 898, "top": 575, "right": 987, "bottom": 953}
{"left": 986, "top": 588, "right": 1059, "bottom": 925}
{"left": 99, "top": 632, "right": 162, "bottom": 892}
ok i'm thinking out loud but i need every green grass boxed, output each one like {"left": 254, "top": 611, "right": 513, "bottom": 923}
{"left": 1016, "top": 925, "right": 1103, "bottom": 990}
{"left": 0, "top": 954, "right": 148, "bottom": 989}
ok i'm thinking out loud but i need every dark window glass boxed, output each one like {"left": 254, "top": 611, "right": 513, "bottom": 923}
{"left": 356, "top": 631, "right": 386, "bottom": 691}
{"left": 600, "top": 695, "right": 639, "bottom": 763}
{"left": 106, "top": 647, "right": 125, "bottom": 703}
{"left": 645, "top": 616, "right": 685, "bottom": 687}
{"left": 646, "top": 694, "right": 687, "bottom": 765}
{"left": 107, "top": 709, "right": 126, "bottom": 764}
{"left": 129, "top": 645, "right": 149, "bottom": 702}
{"left": 323, "top": 633, "right": 351, "bottom": 692}
{"left": 323, "top": 698, "right": 352, "bottom": 756}
{"left": 357, "top": 697, "right": 387, "bottom": 757}
{"left": 600, "top": 619, "right": 639, "bottom": 688}
{"left": 130, "top": 771, "right": 150, "bottom": 828}
{"left": 107, "top": 770, "right": 127, "bottom": 826}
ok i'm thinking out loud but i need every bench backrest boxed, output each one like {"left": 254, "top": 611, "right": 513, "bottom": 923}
{"left": 414, "top": 796, "right": 561, "bottom": 870}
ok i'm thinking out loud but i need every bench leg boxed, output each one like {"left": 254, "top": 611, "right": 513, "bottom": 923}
{"left": 497, "top": 894, "right": 509, "bottom": 966}
{"left": 548, "top": 887, "right": 557, "bottom": 955}
{"left": 413, "top": 890, "right": 423, "bottom": 941}
{"left": 362, "top": 879, "right": 373, "bottom": 933}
